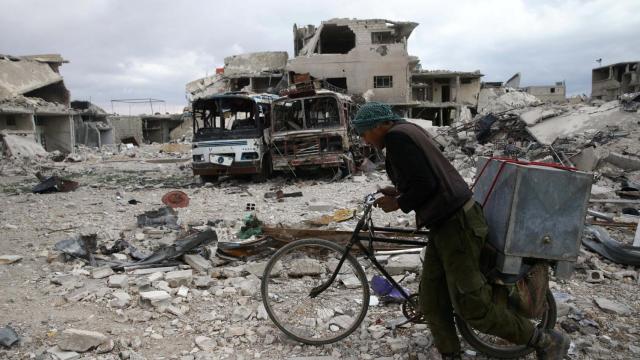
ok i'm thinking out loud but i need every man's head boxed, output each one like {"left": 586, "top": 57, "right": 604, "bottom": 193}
{"left": 351, "top": 102, "right": 402, "bottom": 149}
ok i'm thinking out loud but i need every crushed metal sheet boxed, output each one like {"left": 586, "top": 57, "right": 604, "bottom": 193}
{"left": 54, "top": 234, "right": 98, "bottom": 265}
{"left": 0, "top": 326, "right": 19, "bottom": 348}
{"left": 118, "top": 229, "right": 218, "bottom": 270}
{"left": 136, "top": 206, "right": 179, "bottom": 228}
{"left": 583, "top": 226, "right": 640, "bottom": 266}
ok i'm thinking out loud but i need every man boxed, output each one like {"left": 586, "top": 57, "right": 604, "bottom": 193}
{"left": 351, "top": 102, "right": 570, "bottom": 360}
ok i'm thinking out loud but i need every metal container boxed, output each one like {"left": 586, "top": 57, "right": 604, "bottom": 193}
{"left": 472, "top": 157, "right": 593, "bottom": 278}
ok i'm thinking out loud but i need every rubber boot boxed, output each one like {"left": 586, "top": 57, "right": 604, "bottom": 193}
{"left": 529, "top": 328, "right": 571, "bottom": 360}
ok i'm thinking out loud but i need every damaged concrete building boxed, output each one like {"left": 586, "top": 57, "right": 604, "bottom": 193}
{"left": 0, "top": 54, "right": 76, "bottom": 153}
{"left": 186, "top": 52, "right": 288, "bottom": 100}
{"left": 592, "top": 61, "right": 640, "bottom": 101}
{"left": 71, "top": 101, "right": 114, "bottom": 148}
{"left": 523, "top": 82, "right": 566, "bottom": 103}
{"left": 141, "top": 114, "right": 185, "bottom": 144}
{"left": 288, "top": 18, "right": 483, "bottom": 126}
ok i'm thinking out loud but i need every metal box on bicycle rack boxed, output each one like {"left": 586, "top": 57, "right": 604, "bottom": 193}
{"left": 472, "top": 157, "right": 593, "bottom": 278}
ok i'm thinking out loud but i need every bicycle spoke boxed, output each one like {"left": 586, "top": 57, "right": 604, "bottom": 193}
{"left": 261, "top": 239, "right": 370, "bottom": 344}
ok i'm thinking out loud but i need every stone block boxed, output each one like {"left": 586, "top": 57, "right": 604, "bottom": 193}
{"left": 183, "top": 254, "right": 212, "bottom": 273}
{"left": 58, "top": 328, "right": 110, "bottom": 352}
{"left": 91, "top": 266, "right": 115, "bottom": 279}
{"left": 108, "top": 274, "right": 129, "bottom": 288}
{"left": 165, "top": 270, "right": 193, "bottom": 287}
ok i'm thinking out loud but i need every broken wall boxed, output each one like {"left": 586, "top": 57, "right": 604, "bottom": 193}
{"left": 524, "top": 85, "right": 566, "bottom": 102}
{"left": 288, "top": 19, "right": 416, "bottom": 104}
{"left": 36, "top": 115, "right": 74, "bottom": 153}
{"left": 0, "top": 113, "right": 34, "bottom": 132}
{"left": 109, "top": 115, "right": 143, "bottom": 145}
{"left": 0, "top": 56, "right": 64, "bottom": 98}
{"left": 592, "top": 62, "right": 640, "bottom": 101}
{"left": 224, "top": 52, "right": 288, "bottom": 77}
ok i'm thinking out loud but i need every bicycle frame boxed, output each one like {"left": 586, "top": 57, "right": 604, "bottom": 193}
{"left": 310, "top": 193, "right": 429, "bottom": 308}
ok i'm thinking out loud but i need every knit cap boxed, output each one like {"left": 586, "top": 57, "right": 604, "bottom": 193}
{"left": 351, "top": 102, "right": 402, "bottom": 135}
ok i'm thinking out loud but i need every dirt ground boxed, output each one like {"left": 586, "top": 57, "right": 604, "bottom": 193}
{"left": 1, "top": 146, "right": 639, "bottom": 360}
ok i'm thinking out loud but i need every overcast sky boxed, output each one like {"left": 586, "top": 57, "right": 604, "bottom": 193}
{"left": 1, "top": 0, "right": 638, "bottom": 114}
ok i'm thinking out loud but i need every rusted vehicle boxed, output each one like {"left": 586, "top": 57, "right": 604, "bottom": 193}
{"left": 191, "top": 93, "right": 277, "bottom": 181}
{"left": 270, "top": 89, "right": 358, "bottom": 173}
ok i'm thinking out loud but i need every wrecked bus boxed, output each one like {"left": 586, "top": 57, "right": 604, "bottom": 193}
{"left": 270, "top": 90, "right": 357, "bottom": 173}
{"left": 191, "top": 93, "right": 278, "bottom": 181}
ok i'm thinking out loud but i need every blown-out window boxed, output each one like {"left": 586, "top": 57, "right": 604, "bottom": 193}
{"left": 374, "top": 76, "right": 393, "bottom": 88}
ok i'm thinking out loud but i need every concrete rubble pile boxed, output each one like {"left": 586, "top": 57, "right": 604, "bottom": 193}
{"left": 2, "top": 90, "right": 640, "bottom": 359}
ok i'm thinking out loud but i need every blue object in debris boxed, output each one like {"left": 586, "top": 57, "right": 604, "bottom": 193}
{"left": 370, "top": 275, "right": 410, "bottom": 302}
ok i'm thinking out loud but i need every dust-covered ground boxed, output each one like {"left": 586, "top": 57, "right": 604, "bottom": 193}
{"left": 1, "top": 138, "right": 639, "bottom": 360}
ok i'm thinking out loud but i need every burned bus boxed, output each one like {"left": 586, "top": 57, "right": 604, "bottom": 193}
{"left": 270, "top": 90, "right": 357, "bottom": 173}
{"left": 191, "top": 93, "right": 278, "bottom": 181}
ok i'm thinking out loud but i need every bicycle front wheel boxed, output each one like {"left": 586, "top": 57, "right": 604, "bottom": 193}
{"left": 260, "top": 238, "right": 370, "bottom": 345}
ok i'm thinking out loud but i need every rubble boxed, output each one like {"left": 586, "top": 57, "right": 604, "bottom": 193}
{"left": 58, "top": 328, "right": 111, "bottom": 353}
{"left": 0, "top": 255, "right": 22, "bottom": 265}
{"left": 1, "top": 72, "right": 640, "bottom": 360}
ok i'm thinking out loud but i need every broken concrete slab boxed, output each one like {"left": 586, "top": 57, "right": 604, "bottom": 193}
{"left": 288, "top": 258, "right": 324, "bottom": 277}
{"left": 58, "top": 328, "right": 110, "bottom": 352}
{"left": 129, "top": 266, "right": 178, "bottom": 275}
{"left": 0, "top": 255, "right": 23, "bottom": 265}
{"left": 165, "top": 269, "right": 193, "bottom": 287}
{"left": 110, "top": 291, "right": 131, "bottom": 308}
{"left": 91, "top": 266, "right": 115, "bottom": 279}
{"left": 519, "top": 108, "right": 563, "bottom": 126}
{"left": 139, "top": 290, "right": 171, "bottom": 303}
{"left": 107, "top": 274, "right": 129, "bottom": 288}
{"left": 603, "top": 152, "right": 640, "bottom": 171}
{"left": 0, "top": 131, "right": 47, "bottom": 158}
{"left": 193, "top": 276, "right": 213, "bottom": 288}
{"left": 47, "top": 346, "right": 80, "bottom": 360}
{"left": 385, "top": 254, "right": 422, "bottom": 275}
{"left": 183, "top": 254, "right": 211, "bottom": 273}
{"left": 594, "top": 297, "right": 632, "bottom": 315}
{"left": 177, "top": 286, "right": 189, "bottom": 298}
{"left": 194, "top": 335, "right": 216, "bottom": 352}
{"left": 569, "top": 147, "right": 602, "bottom": 172}
{"left": 526, "top": 104, "right": 633, "bottom": 145}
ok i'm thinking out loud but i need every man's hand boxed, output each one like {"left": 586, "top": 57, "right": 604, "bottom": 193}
{"left": 374, "top": 195, "right": 400, "bottom": 212}
{"left": 377, "top": 186, "right": 400, "bottom": 196}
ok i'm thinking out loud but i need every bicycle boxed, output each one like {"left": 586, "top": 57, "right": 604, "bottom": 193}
{"left": 260, "top": 192, "right": 557, "bottom": 359}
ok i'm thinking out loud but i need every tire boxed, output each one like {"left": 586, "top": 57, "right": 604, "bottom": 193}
{"left": 456, "top": 289, "right": 557, "bottom": 359}
{"left": 260, "top": 238, "right": 370, "bottom": 345}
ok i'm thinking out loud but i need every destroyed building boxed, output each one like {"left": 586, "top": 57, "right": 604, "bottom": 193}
{"left": 186, "top": 52, "right": 288, "bottom": 100}
{"left": 141, "top": 114, "right": 185, "bottom": 144}
{"left": 592, "top": 61, "right": 640, "bottom": 101}
{"left": 288, "top": 18, "right": 483, "bottom": 126}
{"left": 408, "top": 70, "right": 482, "bottom": 125}
{"left": 108, "top": 115, "right": 144, "bottom": 145}
{"left": 523, "top": 81, "right": 566, "bottom": 103}
{"left": 71, "top": 100, "right": 114, "bottom": 148}
{"left": 0, "top": 54, "right": 76, "bottom": 153}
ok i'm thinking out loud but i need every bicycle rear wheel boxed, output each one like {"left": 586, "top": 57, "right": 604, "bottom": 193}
{"left": 260, "top": 238, "right": 370, "bottom": 345}
{"left": 456, "top": 289, "right": 557, "bottom": 359}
